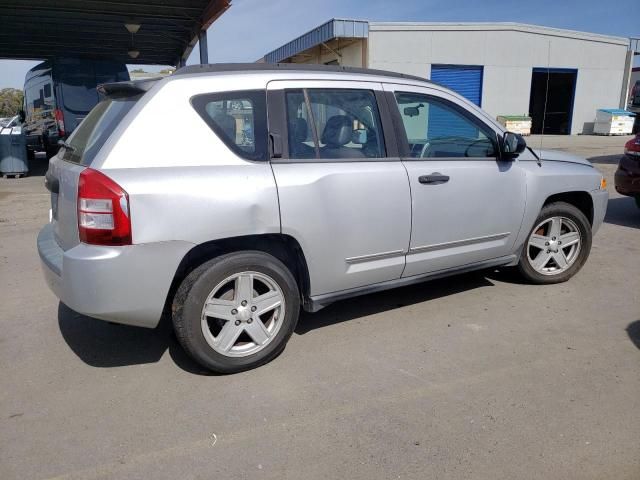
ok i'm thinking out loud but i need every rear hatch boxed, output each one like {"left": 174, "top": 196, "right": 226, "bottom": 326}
{"left": 46, "top": 80, "right": 156, "bottom": 250}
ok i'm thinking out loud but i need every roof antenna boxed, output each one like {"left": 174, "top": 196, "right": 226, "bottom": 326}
{"left": 536, "top": 40, "right": 552, "bottom": 167}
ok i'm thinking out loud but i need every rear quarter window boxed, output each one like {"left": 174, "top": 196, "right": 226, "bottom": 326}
{"left": 191, "top": 90, "right": 268, "bottom": 161}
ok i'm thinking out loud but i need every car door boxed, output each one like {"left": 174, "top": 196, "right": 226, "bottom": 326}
{"left": 267, "top": 80, "right": 411, "bottom": 296}
{"left": 383, "top": 83, "right": 527, "bottom": 277}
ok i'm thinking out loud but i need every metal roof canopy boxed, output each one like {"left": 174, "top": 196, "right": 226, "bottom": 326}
{"left": 0, "top": 0, "right": 230, "bottom": 65}
{"left": 264, "top": 19, "right": 369, "bottom": 64}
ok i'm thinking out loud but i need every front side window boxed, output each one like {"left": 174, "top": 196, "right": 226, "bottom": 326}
{"left": 285, "top": 88, "right": 386, "bottom": 160}
{"left": 192, "top": 90, "right": 268, "bottom": 161}
{"left": 394, "top": 92, "right": 497, "bottom": 158}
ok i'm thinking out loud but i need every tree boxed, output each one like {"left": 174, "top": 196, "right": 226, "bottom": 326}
{"left": 0, "top": 88, "right": 24, "bottom": 117}
{"left": 129, "top": 68, "right": 147, "bottom": 74}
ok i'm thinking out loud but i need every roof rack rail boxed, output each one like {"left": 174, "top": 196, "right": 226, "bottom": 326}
{"left": 173, "top": 62, "right": 429, "bottom": 83}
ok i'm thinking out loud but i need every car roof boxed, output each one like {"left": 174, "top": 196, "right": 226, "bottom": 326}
{"left": 173, "top": 62, "right": 431, "bottom": 84}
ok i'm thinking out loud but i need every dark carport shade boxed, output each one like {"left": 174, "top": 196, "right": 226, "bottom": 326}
{"left": 0, "top": 0, "right": 230, "bottom": 65}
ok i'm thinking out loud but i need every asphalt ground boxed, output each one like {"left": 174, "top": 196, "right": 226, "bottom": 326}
{"left": 1, "top": 135, "right": 638, "bottom": 479}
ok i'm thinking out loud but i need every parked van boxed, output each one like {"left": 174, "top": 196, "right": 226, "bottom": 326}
{"left": 23, "top": 57, "right": 129, "bottom": 157}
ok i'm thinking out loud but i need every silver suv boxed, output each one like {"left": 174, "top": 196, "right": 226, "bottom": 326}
{"left": 38, "top": 64, "right": 608, "bottom": 373}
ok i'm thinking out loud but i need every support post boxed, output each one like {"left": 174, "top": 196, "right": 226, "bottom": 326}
{"left": 199, "top": 29, "right": 209, "bottom": 64}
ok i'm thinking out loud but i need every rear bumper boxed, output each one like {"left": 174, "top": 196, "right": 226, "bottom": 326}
{"left": 37, "top": 223, "right": 194, "bottom": 328}
{"left": 590, "top": 188, "right": 608, "bottom": 235}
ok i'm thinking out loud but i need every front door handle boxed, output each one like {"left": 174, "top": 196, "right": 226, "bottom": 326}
{"left": 418, "top": 173, "right": 450, "bottom": 185}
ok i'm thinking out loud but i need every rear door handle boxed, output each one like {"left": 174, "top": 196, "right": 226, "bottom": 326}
{"left": 418, "top": 173, "right": 450, "bottom": 185}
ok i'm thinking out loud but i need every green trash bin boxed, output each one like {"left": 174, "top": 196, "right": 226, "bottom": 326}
{"left": 0, "top": 126, "right": 29, "bottom": 177}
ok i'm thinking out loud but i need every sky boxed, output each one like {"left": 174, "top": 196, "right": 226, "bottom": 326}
{"left": 0, "top": 0, "right": 638, "bottom": 89}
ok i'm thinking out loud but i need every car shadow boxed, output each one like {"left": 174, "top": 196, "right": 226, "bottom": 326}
{"left": 626, "top": 321, "right": 640, "bottom": 350}
{"left": 295, "top": 271, "right": 494, "bottom": 334}
{"left": 588, "top": 154, "right": 622, "bottom": 165}
{"left": 58, "top": 272, "right": 497, "bottom": 373}
{"left": 604, "top": 197, "right": 640, "bottom": 229}
{"left": 57, "top": 303, "right": 213, "bottom": 375}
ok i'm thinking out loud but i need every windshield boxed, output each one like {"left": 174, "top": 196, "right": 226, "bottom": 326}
{"left": 58, "top": 61, "right": 129, "bottom": 113}
{"left": 61, "top": 97, "right": 138, "bottom": 166}
{"left": 60, "top": 75, "right": 100, "bottom": 113}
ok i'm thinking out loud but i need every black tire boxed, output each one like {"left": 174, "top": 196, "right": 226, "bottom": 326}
{"left": 172, "top": 251, "right": 300, "bottom": 374}
{"left": 634, "top": 195, "right": 640, "bottom": 210}
{"left": 517, "top": 201, "right": 592, "bottom": 284}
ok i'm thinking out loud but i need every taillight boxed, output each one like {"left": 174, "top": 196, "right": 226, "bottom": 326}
{"left": 624, "top": 136, "right": 640, "bottom": 157}
{"left": 54, "top": 109, "right": 65, "bottom": 137}
{"left": 77, "top": 169, "right": 131, "bottom": 245}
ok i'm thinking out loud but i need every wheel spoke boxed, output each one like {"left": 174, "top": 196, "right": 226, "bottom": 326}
{"left": 560, "top": 231, "right": 580, "bottom": 248}
{"left": 235, "top": 274, "right": 253, "bottom": 304}
{"left": 245, "top": 319, "right": 270, "bottom": 345}
{"left": 549, "top": 217, "right": 562, "bottom": 238}
{"left": 531, "top": 250, "right": 552, "bottom": 271}
{"left": 203, "top": 299, "right": 235, "bottom": 321}
{"left": 528, "top": 234, "right": 548, "bottom": 250}
{"left": 215, "top": 321, "right": 244, "bottom": 352}
{"left": 553, "top": 250, "right": 569, "bottom": 269}
{"left": 253, "top": 290, "right": 283, "bottom": 316}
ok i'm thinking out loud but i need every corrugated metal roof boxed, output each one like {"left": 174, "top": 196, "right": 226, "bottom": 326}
{"left": 264, "top": 18, "right": 368, "bottom": 64}
{"left": 0, "top": 0, "right": 231, "bottom": 65}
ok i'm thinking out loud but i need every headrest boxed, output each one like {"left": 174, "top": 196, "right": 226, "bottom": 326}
{"left": 321, "top": 115, "right": 352, "bottom": 146}
{"left": 292, "top": 117, "right": 308, "bottom": 143}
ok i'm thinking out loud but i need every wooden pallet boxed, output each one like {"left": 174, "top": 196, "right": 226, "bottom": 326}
{"left": 592, "top": 132, "right": 632, "bottom": 136}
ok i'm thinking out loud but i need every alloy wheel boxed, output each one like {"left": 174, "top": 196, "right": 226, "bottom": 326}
{"left": 200, "top": 271, "right": 285, "bottom": 357}
{"left": 526, "top": 216, "right": 582, "bottom": 275}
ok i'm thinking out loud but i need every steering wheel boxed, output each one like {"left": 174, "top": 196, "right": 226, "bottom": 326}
{"left": 418, "top": 141, "right": 432, "bottom": 158}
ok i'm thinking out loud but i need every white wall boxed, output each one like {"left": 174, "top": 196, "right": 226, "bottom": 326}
{"left": 365, "top": 25, "right": 628, "bottom": 134}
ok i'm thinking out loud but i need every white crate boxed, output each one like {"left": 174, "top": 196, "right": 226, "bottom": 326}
{"left": 497, "top": 116, "right": 532, "bottom": 136}
{"left": 593, "top": 109, "right": 635, "bottom": 135}
{"left": 593, "top": 121, "right": 634, "bottom": 135}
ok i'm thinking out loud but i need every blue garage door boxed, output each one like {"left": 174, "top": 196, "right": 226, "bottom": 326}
{"left": 430, "top": 64, "right": 483, "bottom": 106}
{"left": 429, "top": 65, "right": 483, "bottom": 139}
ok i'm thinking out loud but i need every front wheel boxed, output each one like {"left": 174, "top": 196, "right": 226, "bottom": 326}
{"left": 517, "top": 202, "right": 592, "bottom": 284}
{"left": 172, "top": 251, "right": 300, "bottom": 373}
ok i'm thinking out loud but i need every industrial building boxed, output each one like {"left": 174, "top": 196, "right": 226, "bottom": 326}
{"left": 262, "top": 19, "right": 636, "bottom": 135}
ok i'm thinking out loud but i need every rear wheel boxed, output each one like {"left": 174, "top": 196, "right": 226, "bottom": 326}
{"left": 172, "top": 251, "right": 300, "bottom": 373}
{"left": 517, "top": 202, "right": 592, "bottom": 284}
{"left": 634, "top": 195, "right": 640, "bottom": 209}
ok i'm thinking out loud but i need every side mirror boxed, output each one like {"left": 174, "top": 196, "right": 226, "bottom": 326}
{"left": 18, "top": 109, "right": 26, "bottom": 123}
{"left": 501, "top": 132, "right": 526, "bottom": 159}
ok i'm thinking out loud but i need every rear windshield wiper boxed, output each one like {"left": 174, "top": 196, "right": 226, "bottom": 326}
{"left": 57, "top": 139, "right": 75, "bottom": 152}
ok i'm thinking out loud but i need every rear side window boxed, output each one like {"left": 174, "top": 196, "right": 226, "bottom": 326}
{"left": 285, "top": 88, "right": 386, "bottom": 160}
{"left": 191, "top": 90, "right": 268, "bottom": 161}
{"left": 61, "top": 96, "right": 138, "bottom": 166}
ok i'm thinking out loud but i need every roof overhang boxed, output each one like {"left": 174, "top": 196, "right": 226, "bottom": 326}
{"left": 0, "top": 0, "right": 231, "bottom": 65}
{"left": 263, "top": 18, "right": 369, "bottom": 64}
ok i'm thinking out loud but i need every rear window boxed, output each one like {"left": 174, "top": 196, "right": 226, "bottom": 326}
{"left": 191, "top": 90, "right": 268, "bottom": 161}
{"left": 61, "top": 97, "right": 138, "bottom": 166}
